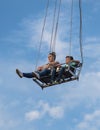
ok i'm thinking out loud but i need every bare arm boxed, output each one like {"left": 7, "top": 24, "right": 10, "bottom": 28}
{"left": 37, "top": 61, "right": 60, "bottom": 71}
{"left": 48, "top": 61, "right": 60, "bottom": 67}
{"left": 37, "top": 64, "right": 50, "bottom": 71}
{"left": 37, "top": 66, "right": 44, "bottom": 71}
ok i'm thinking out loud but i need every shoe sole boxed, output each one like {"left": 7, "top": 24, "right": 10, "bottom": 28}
{"left": 16, "top": 69, "right": 22, "bottom": 78}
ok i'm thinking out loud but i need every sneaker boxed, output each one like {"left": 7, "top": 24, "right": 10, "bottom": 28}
{"left": 47, "top": 80, "right": 54, "bottom": 85}
{"left": 53, "top": 80, "right": 59, "bottom": 84}
{"left": 55, "top": 79, "right": 63, "bottom": 84}
{"left": 16, "top": 69, "right": 23, "bottom": 78}
{"left": 51, "top": 80, "right": 58, "bottom": 84}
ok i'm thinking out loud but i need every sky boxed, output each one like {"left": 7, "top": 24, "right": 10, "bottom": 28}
{"left": 0, "top": 0, "right": 100, "bottom": 130}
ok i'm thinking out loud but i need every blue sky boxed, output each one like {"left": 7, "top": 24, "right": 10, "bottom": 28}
{"left": 0, "top": 0, "right": 100, "bottom": 130}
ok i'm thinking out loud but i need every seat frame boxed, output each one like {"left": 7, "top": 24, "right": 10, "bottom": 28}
{"left": 33, "top": 62, "right": 82, "bottom": 89}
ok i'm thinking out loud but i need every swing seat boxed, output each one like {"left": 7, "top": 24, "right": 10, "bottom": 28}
{"left": 33, "top": 62, "right": 82, "bottom": 89}
{"left": 32, "top": 0, "right": 83, "bottom": 89}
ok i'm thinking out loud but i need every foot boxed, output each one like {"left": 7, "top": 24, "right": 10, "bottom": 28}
{"left": 55, "top": 79, "right": 63, "bottom": 84}
{"left": 16, "top": 69, "right": 23, "bottom": 78}
{"left": 50, "top": 80, "right": 57, "bottom": 85}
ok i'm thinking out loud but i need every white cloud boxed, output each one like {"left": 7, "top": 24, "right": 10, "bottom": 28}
{"left": 25, "top": 110, "right": 41, "bottom": 121}
{"left": 85, "top": 37, "right": 100, "bottom": 43}
{"left": 25, "top": 101, "right": 64, "bottom": 121}
{"left": 48, "top": 106, "right": 64, "bottom": 119}
{"left": 77, "top": 110, "right": 100, "bottom": 130}
{"left": 84, "top": 110, "right": 100, "bottom": 122}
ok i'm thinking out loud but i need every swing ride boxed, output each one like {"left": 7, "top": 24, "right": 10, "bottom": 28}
{"left": 32, "top": 0, "right": 83, "bottom": 89}
{"left": 16, "top": 0, "right": 83, "bottom": 89}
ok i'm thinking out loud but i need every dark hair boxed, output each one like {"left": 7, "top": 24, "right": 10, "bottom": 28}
{"left": 65, "top": 56, "right": 74, "bottom": 60}
{"left": 49, "top": 52, "right": 56, "bottom": 60}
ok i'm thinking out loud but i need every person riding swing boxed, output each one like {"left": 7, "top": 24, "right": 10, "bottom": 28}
{"left": 54, "top": 56, "right": 80, "bottom": 83}
{"left": 16, "top": 52, "right": 60, "bottom": 82}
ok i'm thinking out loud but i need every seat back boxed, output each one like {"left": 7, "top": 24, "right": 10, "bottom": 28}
{"left": 64, "top": 62, "right": 82, "bottom": 79}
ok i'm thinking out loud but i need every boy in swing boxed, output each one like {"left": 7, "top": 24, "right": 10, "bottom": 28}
{"left": 16, "top": 52, "right": 59, "bottom": 82}
{"left": 55, "top": 56, "right": 80, "bottom": 83}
